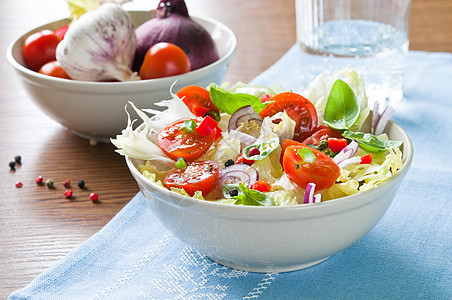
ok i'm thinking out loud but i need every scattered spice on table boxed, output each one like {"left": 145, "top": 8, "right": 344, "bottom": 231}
{"left": 77, "top": 180, "right": 85, "bottom": 189}
{"left": 46, "top": 179, "right": 55, "bottom": 188}
{"left": 36, "top": 175, "right": 44, "bottom": 184}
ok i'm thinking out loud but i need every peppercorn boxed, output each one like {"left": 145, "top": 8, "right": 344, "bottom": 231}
{"left": 229, "top": 188, "right": 239, "bottom": 197}
{"left": 89, "top": 192, "right": 99, "bottom": 202}
{"left": 77, "top": 180, "right": 85, "bottom": 189}
{"left": 224, "top": 159, "right": 235, "bottom": 167}
{"left": 15, "top": 181, "right": 23, "bottom": 188}
{"left": 248, "top": 147, "right": 260, "bottom": 157}
{"left": 317, "top": 140, "right": 328, "bottom": 151}
{"left": 63, "top": 179, "right": 70, "bottom": 188}
{"left": 64, "top": 189, "right": 73, "bottom": 198}
{"left": 9, "top": 161, "right": 16, "bottom": 170}
{"left": 36, "top": 175, "right": 44, "bottom": 184}
{"left": 14, "top": 156, "right": 22, "bottom": 164}
{"left": 46, "top": 179, "right": 55, "bottom": 188}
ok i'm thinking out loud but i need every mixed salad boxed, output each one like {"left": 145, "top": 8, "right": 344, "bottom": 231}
{"left": 112, "top": 69, "right": 404, "bottom": 206}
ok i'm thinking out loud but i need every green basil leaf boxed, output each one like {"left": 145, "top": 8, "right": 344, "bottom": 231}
{"left": 209, "top": 84, "right": 266, "bottom": 115}
{"left": 342, "top": 131, "right": 403, "bottom": 152}
{"left": 242, "top": 137, "right": 279, "bottom": 161}
{"left": 234, "top": 184, "right": 275, "bottom": 206}
{"left": 323, "top": 79, "right": 360, "bottom": 130}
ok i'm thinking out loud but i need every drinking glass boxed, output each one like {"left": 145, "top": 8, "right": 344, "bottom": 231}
{"left": 295, "top": 0, "right": 411, "bottom": 106}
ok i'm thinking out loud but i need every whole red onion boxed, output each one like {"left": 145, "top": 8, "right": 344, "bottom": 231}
{"left": 133, "top": 0, "right": 220, "bottom": 72}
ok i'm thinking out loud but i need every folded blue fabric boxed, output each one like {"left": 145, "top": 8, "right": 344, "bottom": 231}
{"left": 10, "top": 46, "right": 451, "bottom": 300}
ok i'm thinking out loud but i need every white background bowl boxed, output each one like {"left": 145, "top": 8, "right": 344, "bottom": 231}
{"left": 7, "top": 11, "right": 237, "bottom": 142}
{"left": 126, "top": 120, "right": 413, "bottom": 273}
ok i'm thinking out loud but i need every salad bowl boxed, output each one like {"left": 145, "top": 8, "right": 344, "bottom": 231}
{"left": 6, "top": 11, "right": 237, "bottom": 142}
{"left": 125, "top": 118, "right": 413, "bottom": 273}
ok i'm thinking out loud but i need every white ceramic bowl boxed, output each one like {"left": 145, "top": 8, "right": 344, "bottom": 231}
{"left": 7, "top": 11, "right": 237, "bottom": 142}
{"left": 126, "top": 120, "right": 413, "bottom": 273}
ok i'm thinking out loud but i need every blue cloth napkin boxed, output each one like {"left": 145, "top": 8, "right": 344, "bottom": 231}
{"left": 10, "top": 46, "right": 452, "bottom": 300}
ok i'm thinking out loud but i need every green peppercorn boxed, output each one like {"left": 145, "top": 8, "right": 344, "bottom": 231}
{"left": 317, "top": 140, "right": 329, "bottom": 151}
{"left": 46, "top": 179, "right": 55, "bottom": 188}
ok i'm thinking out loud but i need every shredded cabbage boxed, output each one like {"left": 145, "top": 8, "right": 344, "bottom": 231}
{"left": 323, "top": 147, "right": 403, "bottom": 200}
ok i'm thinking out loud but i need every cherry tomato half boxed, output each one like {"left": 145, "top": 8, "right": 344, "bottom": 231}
{"left": 54, "top": 24, "right": 69, "bottom": 40}
{"left": 139, "top": 42, "right": 191, "bottom": 80}
{"left": 39, "top": 61, "right": 71, "bottom": 79}
{"left": 23, "top": 30, "right": 61, "bottom": 71}
{"left": 177, "top": 86, "right": 219, "bottom": 117}
{"left": 302, "top": 125, "right": 344, "bottom": 146}
{"left": 157, "top": 117, "right": 217, "bottom": 162}
{"left": 163, "top": 160, "right": 219, "bottom": 197}
{"left": 259, "top": 92, "right": 318, "bottom": 142}
{"left": 283, "top": 144, "right": 340, "bottom": 190}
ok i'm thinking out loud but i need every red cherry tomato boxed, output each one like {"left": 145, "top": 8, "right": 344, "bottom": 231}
{"left": 22, "top": 30, "right": 61, "bottom": 71}
{"left": 259, "top": 92, "right": 318, "bottom": 142}
{"left": 280, "top": 139, "right": 304, "bottom": 165}
{"left": 283, "top": 144, "right": 340, "bottom": 190}
{"left": 38, "top": 61, "right": 71, "bottom": 79}
{"left": 54, "top": 24, "right": 69, "bottom": 40}
{"left": 157, "top": 117, "right": 217, "bottom": 162}
{"left": 177, "top": 86, "right": 219, "bottom": 117}
{"left": 302, "top": 125, "right": 344, "bottom": 146}
{"left": 163, "top": 161, "right": 219, "bottom": 197}
{"left": 139, "top": 42, "right": 191, "bottom": 79}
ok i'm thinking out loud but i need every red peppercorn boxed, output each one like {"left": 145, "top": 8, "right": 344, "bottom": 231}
{"left": 64, "top": 189, "right": 73, "bottom": 198}
{"left": 15, "top": 181, "right": 23, "bottom": 188}
{"left": 89, "top": 192, "right": 99, "bottom": 202}
{"left": 36, "top": 175, "right": 44, "bottom": 184}
{"left": 63, "top": 179, "right": 71, "bottom": 188}
{"left": 248, "top": 147, "right": 260, "bottom": 157}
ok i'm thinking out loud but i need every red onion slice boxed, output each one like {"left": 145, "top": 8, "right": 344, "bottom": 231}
{"left": 313, "top": 194, "right": 322, "bottom": 203}
{"left": 371, "top": 101, "right": 380, "bottom": 134}
{"left": 219, "top": 164, "right": 259, "bottom": 188}
{"left": 304, "top": 183, "right": 316, "bottom": 204}
{"left": 333, "top": 140, "right": 359, "bottom": 165}
{"left": 228, "top": 105, "right": 263, "bottom": 132}
{"left": 374, "top": 105, "right": 395, "bottom": 136}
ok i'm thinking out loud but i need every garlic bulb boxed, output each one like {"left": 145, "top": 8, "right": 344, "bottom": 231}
{"left": 56, "top": 3, "right": 140, "bottom": 81}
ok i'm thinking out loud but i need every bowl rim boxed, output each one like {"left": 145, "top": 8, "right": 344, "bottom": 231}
{"left": 6, "top": 11, "right": 237, "bottom": 88}
{"left": 126, "top": 119, "right": 414, "bottom": 212}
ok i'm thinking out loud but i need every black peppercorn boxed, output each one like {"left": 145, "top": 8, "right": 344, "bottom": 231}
{"left": 229, "top": 188, "right": 239, "bottom": 197}
{"left": 9, "top": 161, "right": 16, "bottom": 170}
{"left": 78, "top": 180, "right": 85, "bottom": 189}
{"left": 224, "top": 159, "right": 235, "bottom": 167}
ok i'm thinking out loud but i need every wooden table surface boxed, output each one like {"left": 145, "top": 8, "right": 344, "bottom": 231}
{"left": 1, "top": 0, "right": 451, "bottom": 297}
